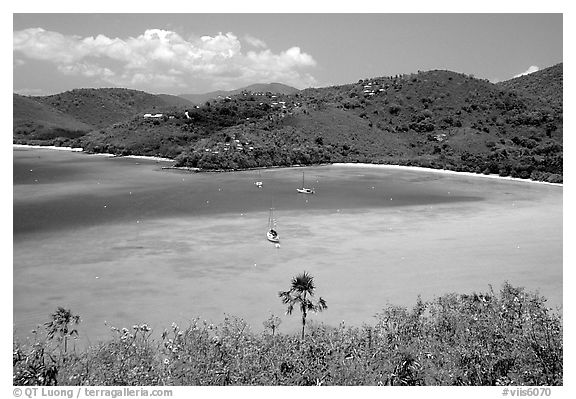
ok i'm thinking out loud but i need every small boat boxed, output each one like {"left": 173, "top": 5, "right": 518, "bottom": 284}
{"left": 254, "top": 170, "right": 263, "bottom": 188}
{"left": 296, "top": 171, "right": 314, "bottom": 194}
{"left": 267, "top": 208, "right": 280, "bottom": 243}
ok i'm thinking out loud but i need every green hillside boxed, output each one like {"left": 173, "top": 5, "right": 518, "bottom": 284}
{"left": 497, "top": 64, "right": 563, "bottom": 114}
{"left": 13, "top": 64, "right": 563, "bottom": 182}
{"left": 13, "top": 94, "right": 94, "bottom": 144}
{"left": 33, "top": 88, "right": 173, "bottom": 128}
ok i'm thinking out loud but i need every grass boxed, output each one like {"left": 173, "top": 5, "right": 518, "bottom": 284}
{"left": 13, "top": 282, "right": 562, "bottom": 386}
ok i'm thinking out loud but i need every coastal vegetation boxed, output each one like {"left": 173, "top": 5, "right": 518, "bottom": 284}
{"left": 13, "top": 64, "right": 563, "bottom": 182}
{"left": 13, "top": 282, "right": 562, "bottom": 386}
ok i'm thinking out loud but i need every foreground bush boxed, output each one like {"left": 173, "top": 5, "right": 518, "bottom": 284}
{"left": 13, "top": 282, "right": 562, "bottom": 386}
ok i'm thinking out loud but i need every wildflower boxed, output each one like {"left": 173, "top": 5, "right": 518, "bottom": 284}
{"left": 132, "top": 325, "right": 139, "bottom": 330}
{"left": 163, "top": 358, "right": 170, "bottom": 365}
{"left": 122, "top": 328, "right": 129, "bottom": 334}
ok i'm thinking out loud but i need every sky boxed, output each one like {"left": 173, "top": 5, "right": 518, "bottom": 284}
{"left": 12, "top": 12, "right": 563, "bottom": 96}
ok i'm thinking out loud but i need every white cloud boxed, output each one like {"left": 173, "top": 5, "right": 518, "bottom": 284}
{"left": 244, "top": 35, "right": 267, "bottom": 49}
{"left": 513, "top": 65, "right": 539, "bottom": 78}
{"left": 57, "top": 62, "right": 115, "bottom": 79}
{"left": 14, "top": 87, "right": 46, "bottom": 96}
{"left": 13, "top": 27, "right": 318, "bottom": 92}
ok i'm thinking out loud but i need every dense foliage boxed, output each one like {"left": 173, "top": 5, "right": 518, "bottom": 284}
{"left": 13, "top": 64, "right": 563, "bottom": 182}
{"left": 13, "top": 283, "right": 562, "bottom": 386}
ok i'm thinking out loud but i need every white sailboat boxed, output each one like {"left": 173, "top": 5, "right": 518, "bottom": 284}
{"left": 296, "top": 171, "right": 315, "bottom": 194}
{"left": 254, "top": 170, "right": 263, "bottom": 188}
{"left": 266, "top": 208, "right": 279, "bottom": 243}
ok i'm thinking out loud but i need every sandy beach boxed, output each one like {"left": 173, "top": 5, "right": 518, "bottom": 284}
{"left": 332, "top": 162, "right": 563, "bottom": 187}
{"left": 13, "top": 143, "right": 83, "bottom": 152}
{"left": 13, "top": 144, "right": 174, "bottom": 162}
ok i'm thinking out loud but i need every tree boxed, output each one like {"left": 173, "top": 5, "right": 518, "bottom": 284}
{"left": 44, "top": 307, "right": 81, "bottom": 353}
{"left": 278, "top": 271, "right": 327, "bottom": 341}
{"left": 262, "top": 314, "right": 282, "bottom": 336}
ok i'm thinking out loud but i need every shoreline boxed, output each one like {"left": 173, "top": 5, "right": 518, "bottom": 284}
{"left": 13, "top": 143, "right": 83, "bottom": 152}
{"left": 13, "top": 143, "right": 562, "bottom": 187}
{"left": 13, "top": 144, "right": 173, "bottom": 163}
{"left": 332, "top": 163, "right": 564, "bottom": 187}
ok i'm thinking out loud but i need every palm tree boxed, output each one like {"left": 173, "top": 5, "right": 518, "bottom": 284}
{"left": 279, "top": 271, "right": 327, "bottom": 341}
{"left": 263, "top": 313, "right": 282, "bottom": 336}
{"left": 44, "top": 307, "right": 81, "bottom": 353}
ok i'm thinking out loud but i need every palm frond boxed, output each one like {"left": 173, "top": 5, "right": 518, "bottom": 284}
{"left": 291, "top": 271, "right": 315, "bottom": 295}
{"left": 318, "top": 297, "right": 328, "bottom": 311}
{"left": 305, "top": 299, "right": 316, "bottom": 311}
{"left": 278, "top": 291, "right": 292, "bottom": 304}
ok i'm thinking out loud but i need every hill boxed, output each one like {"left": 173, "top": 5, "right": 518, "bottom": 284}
{"left": 32, "top": 88, "right": 175, "bottom": 129}
{"left": 156, "top": 94, "right": 194, "bottom": 107}
{"left": 241, "top": 82, "right": 300, "bottom": 95}
{"left": 13, "top": 88, "right": 184, "bottom": 147}
{"left": 497, "top": 63, "right": 563, "bottom": 112}
{"left": 14, "top": 65, "right": 563, "bottom": 182}
{"left": 13, "top": 94, "right": 94, "bottom": 144}
{"left": 179, "top": 82, "right": 299, "bottom": 104}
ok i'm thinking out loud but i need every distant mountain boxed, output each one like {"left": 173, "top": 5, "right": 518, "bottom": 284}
{"left": 156, "top": 94, "right": 194, "bottom": 107}
{"left": 240, "top": 83, "right": 300, "bottom": 95}
{"left": 179, "top": 82, "right": 299, "bottom": 104}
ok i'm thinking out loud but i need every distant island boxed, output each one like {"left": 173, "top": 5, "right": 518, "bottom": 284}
{"left": 13, "top": 65, "right": 563, "bottom": 183}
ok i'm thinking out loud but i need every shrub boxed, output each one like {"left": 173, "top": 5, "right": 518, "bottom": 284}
{"left": 388, "top": 103, "right": 402, "bottom": 115}
{"left": 13, "top": 284, "right": 562, "bottom": 386}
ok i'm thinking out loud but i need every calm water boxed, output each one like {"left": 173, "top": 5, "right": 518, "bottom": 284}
{"left": 13, "top": 148, "right": 563, "bottom": 343}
